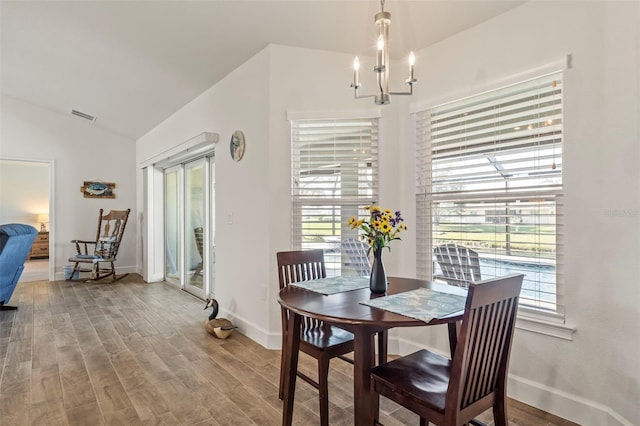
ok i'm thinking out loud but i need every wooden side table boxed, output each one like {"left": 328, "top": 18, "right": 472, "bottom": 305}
{"left": 29, "top": 231, "right": 49, "bottom": 259}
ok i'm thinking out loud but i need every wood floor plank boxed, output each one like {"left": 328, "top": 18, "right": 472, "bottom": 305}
{"left": 0, "top": 275, "right": 578, "bottom": 426}
{"left": 0, "top": 322, "right": 13, "bottom": 339}
{"left": 153, "top": 379, "right": 214, "bottom": 425}
{"left": 127, "top": 385, "right": 172, "bottom": 422}
{"left": 55, "top": 343, "right": 85, "bottom": 370}
{"left": 30, "top": 399, "right": 67, "bottom": 426}
{"left": 92, "top": 379, "right": 139, "bottom": 419}
{"left": 190, "top": 357, "right": 244, "bottom": 394}
{"left": 32, "top": 331, "right": 57, "bottom": 370}
{"left": 204, "top": 390, "right": 256, "bottom": 426}
{"left": 133, "top": 350, "right": 176, "bottom": 384}
{"left": 59, "top": 365, "right": 98, "bottom": 410}
{"left": 30, "top": 365, "right": 63, "bottom": 405}
{"left": 1, "top": 360, "right": 31, "bottom": 395}
{"left": 108, "top": 350, "right": 150, "bottom": 392}
{"left": 9, "top": 322, "right": 33, "bottom": 343}
{"left": 0, "top": 390, "right": 31, "bottom": 425}
{"left": 65, "top": 401, "right": 104, "bottom": 426}
{"left": 225, "top": 384, "right": 282, "bottom": 425}
{"left": 165, "top": 333, "right": 208, "bottom": 362}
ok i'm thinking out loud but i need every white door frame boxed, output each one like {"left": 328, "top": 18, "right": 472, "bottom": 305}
{"left": 0, "top": 156, "right": 55, "bottom": 282}
{"left": 138, "top": 133, "right": 217, "bottom": 299}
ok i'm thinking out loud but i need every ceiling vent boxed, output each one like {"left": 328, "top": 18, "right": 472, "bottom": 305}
{"left": 71, "top": 109, "right": 97, "bottom": 122}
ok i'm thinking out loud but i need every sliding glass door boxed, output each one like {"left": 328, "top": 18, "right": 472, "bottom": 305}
{"left": 185, "top": 159, "right": 206, "bottom": 297}
{"left": 163, "top": 157, "right": 214, "bottom": 299}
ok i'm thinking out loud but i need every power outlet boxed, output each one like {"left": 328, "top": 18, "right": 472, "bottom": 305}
{"left": 227, "top": 212, "right": 233, "bottom": 224}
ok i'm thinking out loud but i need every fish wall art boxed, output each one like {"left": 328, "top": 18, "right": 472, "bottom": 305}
{"left": 81, "top": 181, "right": 116, "bottom": 198}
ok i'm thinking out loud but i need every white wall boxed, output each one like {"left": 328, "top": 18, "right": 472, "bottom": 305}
{"left": 136, "top": 48, "right": 272, "bottom": 343}
{"left": 136, "top": 1, "right": 638, "bottom": 424}
{"left": 0, "top": 95, "right": 138, "bottom": 278}
{"left": 405, "top": 2, "right": 639, "bottom": 425}
{"left": 0, "top": 160, "right": 49, "bottom": 228}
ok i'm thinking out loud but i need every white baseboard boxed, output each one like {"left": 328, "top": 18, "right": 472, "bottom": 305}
{"left": 144, "top": 271, "right": 164, "bottom": 283}
{"left": 508, "top": 374, "right": 632, "bottom": 426}
{"left": 218, "top": 308, "right": 280, "bottom": 350}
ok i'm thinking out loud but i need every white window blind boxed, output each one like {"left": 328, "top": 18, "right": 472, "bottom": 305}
{"left": 416, "top": 71, "right": 564, "bottom": 313}
{"left": 291, "top": 117, "right": 378, "bottom": 276}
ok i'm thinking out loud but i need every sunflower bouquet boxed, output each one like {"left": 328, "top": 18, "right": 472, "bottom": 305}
{"left": 346, "top": 205, "right": 407, "bottom": 254}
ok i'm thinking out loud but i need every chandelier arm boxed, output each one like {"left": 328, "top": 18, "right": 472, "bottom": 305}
{"left": 354, "top": 93, "right": 378, "bottom": 100}
{"left": 389, "top": 87, "right": 414, "bottom": 96}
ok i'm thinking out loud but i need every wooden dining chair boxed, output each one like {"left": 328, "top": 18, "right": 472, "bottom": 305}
{"left": 277, "top": 249, "right": 354, "bottom": 425}
{"left": 370, "top": 273, "right": 524, "bottom": 426}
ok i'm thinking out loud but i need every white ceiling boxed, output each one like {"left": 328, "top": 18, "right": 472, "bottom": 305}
{"left": 1, "top": 0, "right": 524, "bottom": 140}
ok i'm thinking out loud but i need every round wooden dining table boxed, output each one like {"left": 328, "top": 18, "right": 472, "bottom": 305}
{"left": 277, "top": 276, "right": 467, "bottom": 426}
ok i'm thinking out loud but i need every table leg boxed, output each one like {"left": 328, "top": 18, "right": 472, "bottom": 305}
{"left": 353, "top": 327, "right": 376, "bottom": 426}
{"left": 282, "top": 312, "right": 301, "bottom": 426}
{"left": 377, "top": 330, "right": 388, "bottom": 365}
{"left": 447, "top": 321, "right": 459, "bottom": 357}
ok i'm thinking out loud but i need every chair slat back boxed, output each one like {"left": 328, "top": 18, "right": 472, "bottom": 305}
{"left": 277, "top": 249, "right": 326, "bottom": 331}
{"left": 94, "top": 209, "right": 130, "bottom": 259}
{"left": 434, "top": 244, "right": 481, "bottom": 288}
{"left": 447, "top": 274, "right": 523, "bottom": 413}
{"left": 277, "top": 249, "right": 326, "bottom": 289}
{"left": 341, "top": 238, "right": 371, "bottom": 276}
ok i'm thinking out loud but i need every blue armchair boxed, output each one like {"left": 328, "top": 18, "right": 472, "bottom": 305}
{"left": 0, "top": 223, "right": 38, "bottom": 310}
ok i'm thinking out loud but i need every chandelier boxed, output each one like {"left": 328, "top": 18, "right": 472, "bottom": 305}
{"left": 350, "top": 0, "right": 416, "bottom": 105}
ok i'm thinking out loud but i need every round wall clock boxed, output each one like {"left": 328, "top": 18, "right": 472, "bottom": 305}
{"left": 230, "top": 130, "right": 246, "bottom": 161}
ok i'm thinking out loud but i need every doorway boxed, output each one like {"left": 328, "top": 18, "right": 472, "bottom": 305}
{"left": 0, "top": 158, "right": 53, "bottom": 282}
{"left": 163, "top": 156, "right": 215, "bottom": 299}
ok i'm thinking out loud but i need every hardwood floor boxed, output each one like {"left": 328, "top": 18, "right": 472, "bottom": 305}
{"left": 0, "top": 275, "right": 578, "bottom": 425}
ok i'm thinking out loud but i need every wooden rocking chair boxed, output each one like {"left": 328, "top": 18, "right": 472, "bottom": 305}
{"left": 68, "top": 208, "right": 131, "bottom": 282}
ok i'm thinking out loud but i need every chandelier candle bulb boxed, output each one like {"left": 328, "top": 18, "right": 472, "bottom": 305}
{"left": 376, "top": 35, "right": 385, "bottom": 72}
{"left": 408, "top": 51, "right": 416, "bottom": 83}
{"left": 352, "top": 56, "right": 361, "bottom": 88}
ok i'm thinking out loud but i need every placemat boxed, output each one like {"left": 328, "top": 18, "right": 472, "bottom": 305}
{"left": 360, "top": 288, "right": 467, "bottom": 323}
{"left": 289, "top": 276, "right": 369, "bottom": 295}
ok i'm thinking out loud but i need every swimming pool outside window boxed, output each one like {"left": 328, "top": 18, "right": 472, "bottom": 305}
{"left": 416, "top": 71, "right": 564, "bottom": 314}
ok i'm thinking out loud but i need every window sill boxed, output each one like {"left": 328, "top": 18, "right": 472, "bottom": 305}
{"left": 516, "top": 309, "right": 576, "bottom": 340}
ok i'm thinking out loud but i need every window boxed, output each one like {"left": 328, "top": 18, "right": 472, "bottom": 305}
{"left": 291, "top": 117, "right": 378, "bottom": 276}
{"left": 416, "top": 72, "right": 564, "bottom": 314}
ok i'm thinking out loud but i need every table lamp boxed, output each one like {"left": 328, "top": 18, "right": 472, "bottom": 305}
{"left": 37, "top": 213, "right": 49, "bottom": 232}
